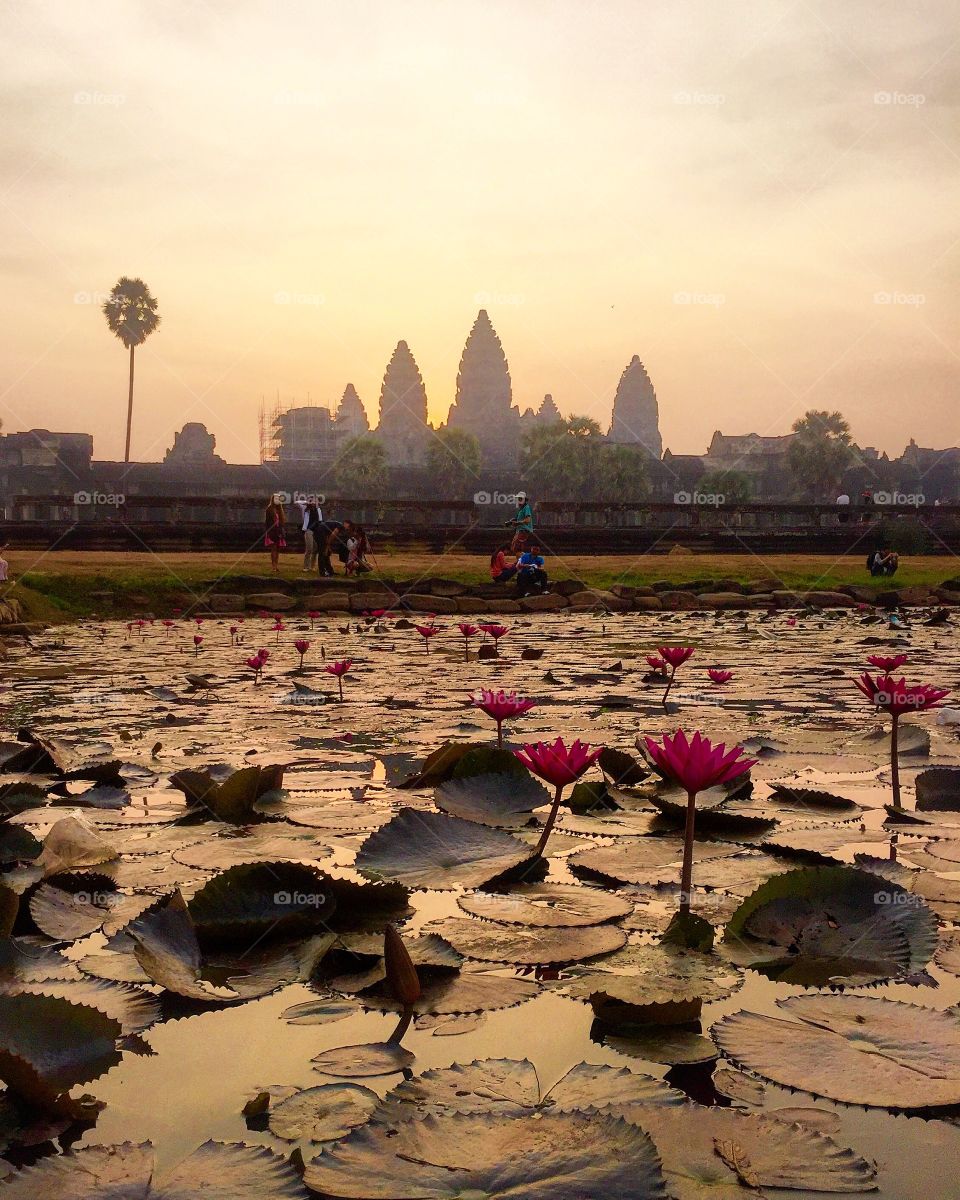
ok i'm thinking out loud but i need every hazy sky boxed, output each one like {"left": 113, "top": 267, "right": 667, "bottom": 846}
{"left": 1, "top": 0, "right": 957, "bottom": 464}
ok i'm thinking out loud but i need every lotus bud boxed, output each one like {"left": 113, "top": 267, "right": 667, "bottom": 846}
{"left": 384, "top": 924, "right": 420, "bottom": 1007}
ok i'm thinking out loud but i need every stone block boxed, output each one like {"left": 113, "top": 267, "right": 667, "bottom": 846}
{"left": 248, "top": 593, "right": 297, "bottom": 611}
{"left": 403, "top": 594, "right": 458, "bottom": 614}
{"left": 208, "top": 594, "right": 245, "bottom": 612}
{"left": 518, "top": 593, "right": 569, "bottom": 612}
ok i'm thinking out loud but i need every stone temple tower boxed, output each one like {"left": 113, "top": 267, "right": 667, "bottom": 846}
{"left": 376, "top": 341, "right": 430, "bottom": 466}
{"left": 608, "top": 356, "right": 662, "bottom": 458}
{"left": 446, "top": 310, "right": 520, "bottom": 466}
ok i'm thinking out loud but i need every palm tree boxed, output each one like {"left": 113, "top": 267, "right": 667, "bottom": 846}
{"left": 102, "top": 277, "right": 160, "bottom": 462}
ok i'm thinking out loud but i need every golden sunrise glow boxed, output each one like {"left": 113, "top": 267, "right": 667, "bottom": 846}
{"left": 1, "top": 0, "right": 957, "bottom": 463}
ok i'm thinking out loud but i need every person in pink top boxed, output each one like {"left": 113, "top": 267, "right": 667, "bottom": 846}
{"left": 489, "top": 544, "right": 517, "bottom": 583}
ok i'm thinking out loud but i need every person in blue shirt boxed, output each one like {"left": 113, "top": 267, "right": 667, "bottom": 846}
{"left": 516, "top": 541, "right": 548, "bottom": 595}
{"left": 507, "top": 492, "right": 534, "bottom": 553}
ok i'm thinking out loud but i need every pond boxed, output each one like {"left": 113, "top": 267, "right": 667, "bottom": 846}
{"left": 0, "top": 606, "right": 958, "bottom": 1197}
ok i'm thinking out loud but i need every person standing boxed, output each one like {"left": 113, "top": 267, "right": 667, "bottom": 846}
{"left": 264, "top": 497, "right": 286, "bottom": 574}
{"left": 302, "top": 500, "right": 322, "bottom": 572}
{"left": 507, "top": 491, "right": 534, "bottom": 553}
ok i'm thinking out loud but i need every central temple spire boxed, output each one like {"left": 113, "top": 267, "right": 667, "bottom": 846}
{"left": 447, "top": 310, "right": 519, "bottom": 466}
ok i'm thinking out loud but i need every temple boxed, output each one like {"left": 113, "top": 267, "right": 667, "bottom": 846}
{"left": 376, "top": 341, "right": 431, "bottom": 466}
{"left": 446, "top": 310, "right": 521, "bottom": 466}
{"left": 608, "top": 356, "right": 662, "bottom": 458}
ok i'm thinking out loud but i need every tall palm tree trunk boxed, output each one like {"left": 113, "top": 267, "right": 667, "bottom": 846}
{"left": 124, "top": 345, "right": 135, "bottom": 463}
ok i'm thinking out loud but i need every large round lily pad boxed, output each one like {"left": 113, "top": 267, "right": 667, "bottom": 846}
{"left": 434, "top": 771, "right": 550, "bottom": 829}
{"left": 566, "top": 943, "right": 741, "bottom": 1013}
{"left": 457, "top": 883, "right": 632, "bottom": 927}
{"left": 714, "top": 995, "right": 960, "bottom": 1108}
{"left": 630, "top": 1105, "right": 877, "bottom": 1198}
{"left": 355, "top": 809, "right": 537, "bottom": 889}
{"left": 428, "top": 917, "right": 626, "bottom": 965}
{"left": 305, "top": 1110, "right": 667, "bottom": 1199}
{"left": 0, "top": 1138, "right": 307, "bottom": 1198}
{"left": 269, "top": 1083, "right": 380, "bottom": 1143}
{"left": 721, "top": 865, "right": 937, "bottom": 986}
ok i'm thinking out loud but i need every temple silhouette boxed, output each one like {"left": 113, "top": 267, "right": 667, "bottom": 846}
{"left": 1, "top": 308, "right": 957, "bottom": 505}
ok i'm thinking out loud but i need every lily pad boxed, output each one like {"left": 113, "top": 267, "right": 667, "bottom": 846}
{"left": 566, "top": 943, "right": 741, "bottom": 1016}
{"left": 457, "top": 883, "right": 632, "bottom": 927}
{"left": 721, "top": 865, "right": 937, "bottom": 986}
{"left": 427, "top": 917, "right": 626, "bottom": 965}
{"left": 633, "top": 1105, "right": 877, "bottom": 1198}
{"left": 435, "top": 772, "right": 550, "bottom": 829}
{"left": 268, "top": 1083, "right": 380, "bottom": 1143}
{"left": 312, "top": 1041, "right": 415, "bottom": 1078}
{"left": 0, "top": 1139, "right": 307, "bottom": 1198}
{"left": 127, "top": 891, "right": 238, "bottom": 1001}
{"left": 0, "top": 992, "right": 122, "bottom": 1110}
{"left": 356, "top": 809, "right": 537, "bottom": 890}
{"left": 714, "top": 994, "right": 960, "bottom": 1108}
{"left": 305, "top": 1110, "right": 668, "bottom": 1199}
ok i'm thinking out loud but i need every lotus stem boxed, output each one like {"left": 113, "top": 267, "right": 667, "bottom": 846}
{"left": 534, "top": 783, "right": 564, "bottom": 857}
{"left": 678, "top": 788, "right": 698, "bottom": 916}
{"left": 496, "top": 720, "right": 503, "bottom": 750}
{"left": 662, "top": 666, "right": 676, "bottom": 708}
{"left": 338, "top": 676, "right": 344, "bottom": 702}
{"left": 387, "top": 1009, "right": 413, "bottom": 1044}
{"left": 890, "top": 713, "right": 901, "bottom": 808}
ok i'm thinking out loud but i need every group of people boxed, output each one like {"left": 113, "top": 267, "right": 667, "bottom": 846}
{"left": 263, "top": 497, "right": 372, "bottom": 577}
{"left": 266, "top": 489, "right": 553, "bottom": 590}
{"left": 488, "top": 491, "right": 550, "bottom": 596}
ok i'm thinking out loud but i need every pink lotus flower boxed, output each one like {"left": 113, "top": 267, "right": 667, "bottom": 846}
{"left": 854, "top": 672, "right": 950, "bottom": 808}
{"left": 194, "top": 617, "right": 203, "bottom": 626}
{"left": 481, "top": 624, "right": 510, "bottom": 646}
{"left": 707, "top": 669, "right": 734, "bottom": 686}
{"left": 257, "top": 648, "right": 270, "bottom": 662}
{"left": 656, "top": 645, "right": 695, "bottom": 707}
{"left": 645, "top": 729, "right": 755, "bottom": 795}
{"left": 161, "top": 619, "right": 174, "bottom": 634}
{"left": 324, "top": 658, "right": 353, "bottom": 701}
{"left": 644, "top": 729, "right": 756, "bottom": 917}
{"left": 273, "top": 620, "right": 286, "bottom": 644}
{"left": 785, "top": 617, "right": 797, "bottom": 627}
{"left": 458, "top": 622, "right": 479, "bottom": 661}
{"left": 294, "top": 638, "right": 311, "bottom": 671}
{"left": 229, "top": 626, "right": 238, "bottom": 644}
{"left": 414, "top": 624, "right": 440, "bottom": 653}
{"left": 193, "top": 635, "right": 203, "bottom": 656}
{"left": 646, "top": 654, "right": 667, "bottom": 672}
{"left": 307, "top": 610, "right": 320, "bottom": 628}
{"left": 469, "top": 688, "right": 536, "bottom": 748}
{"left": 246, "top": 652, "right": 267, "bottom": 684}
{"left": 514, "top": 737, "right": 603, "bottom": 856}
{"left": 867, "top": 653, "right": 909, "bottom": 673}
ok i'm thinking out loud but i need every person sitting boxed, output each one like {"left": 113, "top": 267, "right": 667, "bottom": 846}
{"left": 489, "top": 544, "right": 517, "bottom": 583}
{"left": 868, "top": 548, "right": 899, "bottom": 577}
{"left": 515, "top": 543, "right": 548, "bottom": 596}
{"left": 345, "top": 524, "right": 373, "bottom": 574}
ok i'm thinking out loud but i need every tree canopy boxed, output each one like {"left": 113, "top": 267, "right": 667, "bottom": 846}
{"left": 787, "top": 410, "right": 854, "bottom": 499}
{"left": 520, "top": 417, "right": 650, "bottom": 501}
{"left": 333, "top": 435, "right": 388, "bottom": 498}
{"left": 424, "top": 428, "right": 482, "bottom": 497}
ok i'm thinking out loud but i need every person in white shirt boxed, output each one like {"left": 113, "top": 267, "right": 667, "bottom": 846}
{"left": 299, "top": 498, "right": 323, "bottom": 571}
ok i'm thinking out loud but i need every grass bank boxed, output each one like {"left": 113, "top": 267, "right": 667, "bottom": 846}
{"left": 4, "top": 549, "right": 959, "bottom": 623}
